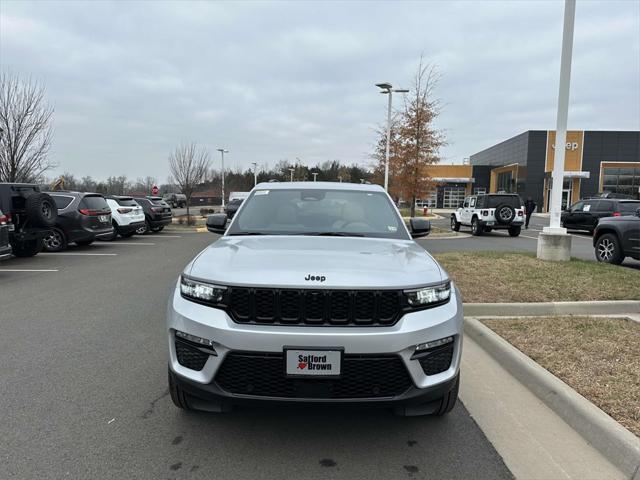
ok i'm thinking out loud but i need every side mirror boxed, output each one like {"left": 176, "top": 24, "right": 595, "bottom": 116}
{"left": 206, "top": 213, "right": 228, "bottom": 234}
{"left": 409, "top": 218, "right": 431, "bottom": 238}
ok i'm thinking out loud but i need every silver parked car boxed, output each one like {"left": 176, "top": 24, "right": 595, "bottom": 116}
{"left": 167, "top": 182, "right": 463, "bottom": 416}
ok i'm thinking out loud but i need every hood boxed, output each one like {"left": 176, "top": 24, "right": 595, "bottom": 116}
{"left": 187, "top": 236, "right": 445, "bottom": 289}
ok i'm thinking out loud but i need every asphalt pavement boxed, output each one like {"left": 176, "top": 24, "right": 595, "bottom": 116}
{"left": 0, "top": 233, "right": 512, "bottom": 480}
{"left": 419, "top": 213, "right": 640, "bottom": 269}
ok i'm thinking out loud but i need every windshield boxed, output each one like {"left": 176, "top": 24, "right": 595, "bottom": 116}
{"left": 227, "top": 188, "right": 409, "bottom": 239}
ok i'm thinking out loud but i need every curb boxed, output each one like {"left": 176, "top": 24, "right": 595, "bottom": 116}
{"left": 465, "top": 317, "right": 640, "bottom": 478}
{"left": 464, "top": 300, "right": 640, "bottom": 317}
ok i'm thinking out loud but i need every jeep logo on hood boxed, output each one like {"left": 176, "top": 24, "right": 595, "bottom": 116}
{"left": 305, "top": 274, "right": 326, "bottom": 282}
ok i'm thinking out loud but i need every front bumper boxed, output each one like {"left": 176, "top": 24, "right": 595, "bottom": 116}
{"left": 167, "top": 283, "right": 463, "bottom": 406}
{"left": 0, "top": 244, "right": 11, "bottom": 260}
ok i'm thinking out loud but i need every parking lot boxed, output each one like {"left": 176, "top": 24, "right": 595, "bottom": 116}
{"left": 1, "top": 232, "right": 512, "bottom": 480}
{"left": 420, "top": 213, "right": 640, "bottom": 269}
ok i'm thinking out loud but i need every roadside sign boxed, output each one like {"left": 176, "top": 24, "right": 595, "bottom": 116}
{"left": 151, "top": 185, "right": 159, "bottom": 195}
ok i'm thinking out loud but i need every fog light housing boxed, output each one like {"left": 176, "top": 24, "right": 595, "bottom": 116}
{"left": 415, "top": 336, "right": 454, "bottom": 352}
{"left": 175, "top": 330, "right": 217, "bottom": 354}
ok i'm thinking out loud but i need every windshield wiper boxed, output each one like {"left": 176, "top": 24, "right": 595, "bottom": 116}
{"left": 300, "top": 232, "right": 365, "bottom": 237}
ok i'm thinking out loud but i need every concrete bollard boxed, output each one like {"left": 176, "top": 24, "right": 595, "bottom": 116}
{"left": 537, "top": 232, "right": 572, "bottom": 261}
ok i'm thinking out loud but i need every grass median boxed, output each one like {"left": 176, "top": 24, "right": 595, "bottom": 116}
{"left": 433, "top": 252, "right": 640, "bottom": 302}
{"left": 482, "top": 316, "right": 640, "bottom": 437}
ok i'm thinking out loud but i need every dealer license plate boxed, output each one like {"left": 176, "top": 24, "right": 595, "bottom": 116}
{"left": 285, "top": 349, "right": 341, "bottom": 376}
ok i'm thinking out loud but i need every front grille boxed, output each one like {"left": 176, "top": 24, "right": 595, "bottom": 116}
{"left": 175, "top": 339, "right": 210, "bottom": 371}
{"left": 417, "top": 342, "right": 454, "bottom": 375}
{"left": 215, "top": 352, "right": 413, "bottom": 399}
{"left": 223, "top": 287, "right": 403, "bottom": 326}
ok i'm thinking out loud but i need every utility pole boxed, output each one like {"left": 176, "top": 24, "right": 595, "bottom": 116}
{"left": 251, "top": 162, "right": 258, "bottom": 186}
{"left": 375, "top": 83, "right": 409, "bottom": 191}
{"left": 312, "top": 172, "right": 318, "bottom": 182}
{"left": 217, "top": 148, "right": 229, "bottom": 208}
{"left": 289, "top": 168, "right": 295, "bottom": 182}
{"left": 537, "top": 0, "right": 575, "bottom": 261}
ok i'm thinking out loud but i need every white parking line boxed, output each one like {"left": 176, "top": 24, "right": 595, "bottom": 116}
{"left": 98, "top": 242, "right": 155, "bottom": 246}
{"left": 0, "top": 269, "right": 59, "bottom": 272}
{"left": 39, "top": 253, "right": 118, "bottom": 256}
{"left": 143, "top": 235, "right": 182, "bottom": 238}
{"left": 520, "top": 235, "right": 540, "bottom": 240}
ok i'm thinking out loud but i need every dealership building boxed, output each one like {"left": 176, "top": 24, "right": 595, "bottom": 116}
{"left": 423, "top": 130, "right": 640, "bottom": 211}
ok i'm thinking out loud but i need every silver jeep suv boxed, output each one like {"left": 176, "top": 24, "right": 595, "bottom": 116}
{"left": 167, "top": 182, "right": 463, "bottom": 416}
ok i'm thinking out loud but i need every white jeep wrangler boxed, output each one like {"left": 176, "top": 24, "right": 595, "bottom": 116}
{"left": 451, "top": 193, "right": 525, "bottom": 237}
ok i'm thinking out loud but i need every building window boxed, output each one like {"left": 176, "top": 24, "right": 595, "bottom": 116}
{"left": 497, "top": 171, "right": 513, "bottom": 193}
{"left": 443, "top": 187, "right": 466, "bottom": 208}
{"left": 602, "top": 166, "right": 640, "bottom": 198}
{"left": 474, "top": 187, "right": 486, "bottom": 195}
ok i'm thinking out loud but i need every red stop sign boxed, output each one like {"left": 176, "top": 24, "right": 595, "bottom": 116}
{"left": 151, "top": 185, "right": 159, "bottom": 195}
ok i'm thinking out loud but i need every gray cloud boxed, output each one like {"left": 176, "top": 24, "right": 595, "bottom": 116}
{"left": 1, "top": 0, "right": 638, "bottom": 181}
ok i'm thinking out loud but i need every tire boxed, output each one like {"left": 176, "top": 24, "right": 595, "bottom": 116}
{"left": 168, "top": 370, "right": 192, "bottom": 411}
{"left": 595, "top": 233, "right": 624, "bottom": 265}
{"left": 485, "top": 227, "right": 492, "bottom": 232}
{"left": 25, "top": 193, "right": 57, "bottom": 227}
{"left": 434, "top": 373, "right": 460, "bottom": 416}
{"left": 508, "top": 226, "right": 521, "bottom": 237}
{"left": 42, "top": 227, "right": 68, "bottom": 252}
{"left": 151, "top": 226, "right": 163, "bottom": 232}
{"left": 450, "top": 216, "right": 460, "bottom": 232}
{"left": 136, "top": 221, "right": 150, "bottom": 235}
{"left": 471, "top": 217, "right": 483, "bottom": 236}
{"left": 75, "top": 239, "right": 94, "bottom": 246}
{"left": 494, "top": 203, "right": 515, "bottom": 225}
{"left": 10, "top": 238, "right": 43, "bottom": 257}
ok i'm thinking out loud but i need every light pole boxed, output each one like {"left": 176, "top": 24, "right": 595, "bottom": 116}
{"left": 217, "top": 148, "right": 228, "bottom": 208}
{"left": 289, "top": 168, "right": 295, "bottom": 182}
{"left": 251, "top": 162, "right": 258, "bottom": 186}
{"left": 312, "top": 172, "right": 318, "bottom": 182}
{"left": 537, "top": 0, "right": 575, "bottom": 261}
{"left": 376, "top": 83, "right": 409, "bottom": 191}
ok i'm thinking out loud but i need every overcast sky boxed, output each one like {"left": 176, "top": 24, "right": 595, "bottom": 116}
{"left": 1, "top": 0, "right": 639, "bottom": 182}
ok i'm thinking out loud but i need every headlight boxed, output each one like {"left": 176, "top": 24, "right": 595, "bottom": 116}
{"left": 404, "top": 282, "right": 451, "bottom": 307}
{"left": 180, "top": 275, "right": 226, "bottom": 304}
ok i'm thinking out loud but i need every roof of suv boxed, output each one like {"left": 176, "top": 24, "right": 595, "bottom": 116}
{"left": 253, "top": 181, "right": 384, "bottom": 192}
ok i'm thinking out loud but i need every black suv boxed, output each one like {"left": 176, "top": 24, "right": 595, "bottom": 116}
{"left": 133, "top": 196, "right": 173, "bottom": 234}
{"left": 42, "top": 192, "right": 114, "bottom": 252}
{"left": 224, "top": 198, "right": 243, "bottom": 219}
{"left": 0, "top": 208, "right": 12, "bottom": 260}
{"left": 0, "top": 183, "right": 58, "bottom": 257}
{"left": 593, "top": 207, "right": 640, "bottom": 264}
{"left": 163, "top": 193, "right": 187, "bottom": 208}
{"left": 562, "top": 198, "right": 640, "bottom": 234}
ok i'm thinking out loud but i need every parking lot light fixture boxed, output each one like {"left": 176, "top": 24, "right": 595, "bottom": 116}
{"left": 217, "top": 148, "right": 229, "bottom": 207}
{"left": 376, "top": 83, "right": 409, "bottom": 192}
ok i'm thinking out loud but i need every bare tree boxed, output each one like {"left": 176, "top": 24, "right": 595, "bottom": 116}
{"left": 168, "top": 143, "right": 211, "bottom": 217}
{"left": 0, "top": 73, "right": 55, "bottom": 182}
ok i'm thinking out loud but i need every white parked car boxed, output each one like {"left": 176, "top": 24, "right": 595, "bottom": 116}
{"left": 104, "top": 196, "right": 145, "bottom": 240}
